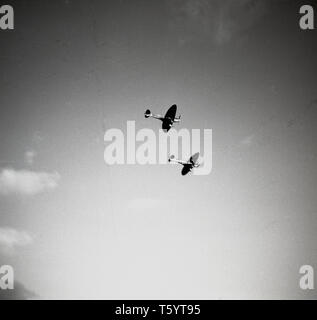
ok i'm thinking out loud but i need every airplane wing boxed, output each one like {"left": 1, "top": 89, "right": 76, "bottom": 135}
{"left": 164, "top": 104, "right": 177, "bottom": 120}
{"left": 181, "top": 164, "right": 192, "bottom": 176}
{"left": 189, "top": 152, "right": 200, "bottom": 165}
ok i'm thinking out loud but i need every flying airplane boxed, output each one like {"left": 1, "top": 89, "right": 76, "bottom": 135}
{"left": 144, "top": 104, "right": 181, "bottom": 132}
{"left": 168, "top": 152, "right": 200, "bottom": 175}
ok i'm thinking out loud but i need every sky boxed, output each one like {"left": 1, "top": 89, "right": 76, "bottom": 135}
{"left": 0, "top": 0, "right": 316, "bottom": 299}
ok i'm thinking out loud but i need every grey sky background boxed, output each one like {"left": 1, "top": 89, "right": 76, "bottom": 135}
{"left": 0, "top": 0, "right": 316, "bottom": 299}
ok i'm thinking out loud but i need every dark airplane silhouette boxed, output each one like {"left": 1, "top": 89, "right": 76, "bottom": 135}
{"left": 168, "top": 152, "right": 200, "bottom": 175}
{"left": 144, "top": 104, "right": 181, "bottom": 132}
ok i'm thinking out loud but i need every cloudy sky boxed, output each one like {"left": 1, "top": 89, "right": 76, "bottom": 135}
{"left": 0, "top": 0, "right": 316, "bottom": 299}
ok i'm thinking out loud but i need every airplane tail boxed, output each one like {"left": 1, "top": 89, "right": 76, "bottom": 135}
{"left": 144, "top": 109, "right": 152, "bottom": 118}
{"left": 168, "top": 155, "right": 183, "bottom": 165}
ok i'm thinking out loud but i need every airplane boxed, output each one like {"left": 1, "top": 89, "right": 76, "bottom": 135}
{"left": 144, "top": 104, "right": 181, "bottom": 132}
{"left": 168, "top": 152, "right": 200, "bottom": 176}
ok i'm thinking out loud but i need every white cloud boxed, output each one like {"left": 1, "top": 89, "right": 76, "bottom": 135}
{"left": 24, "top": 150, "right": 36, "bottom": 165}
{"left": 0, "top": 168, "right": 60, "bottom": 196}
{"left": 0, "top": 227, "right": 33, "bottom": 254}
{"left": 0, "top": 280, "right": 37, "bottom": 299}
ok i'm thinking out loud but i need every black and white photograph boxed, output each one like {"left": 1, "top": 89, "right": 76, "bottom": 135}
{"left": 0, "top": 0, "right": 316, "bottom": 306}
